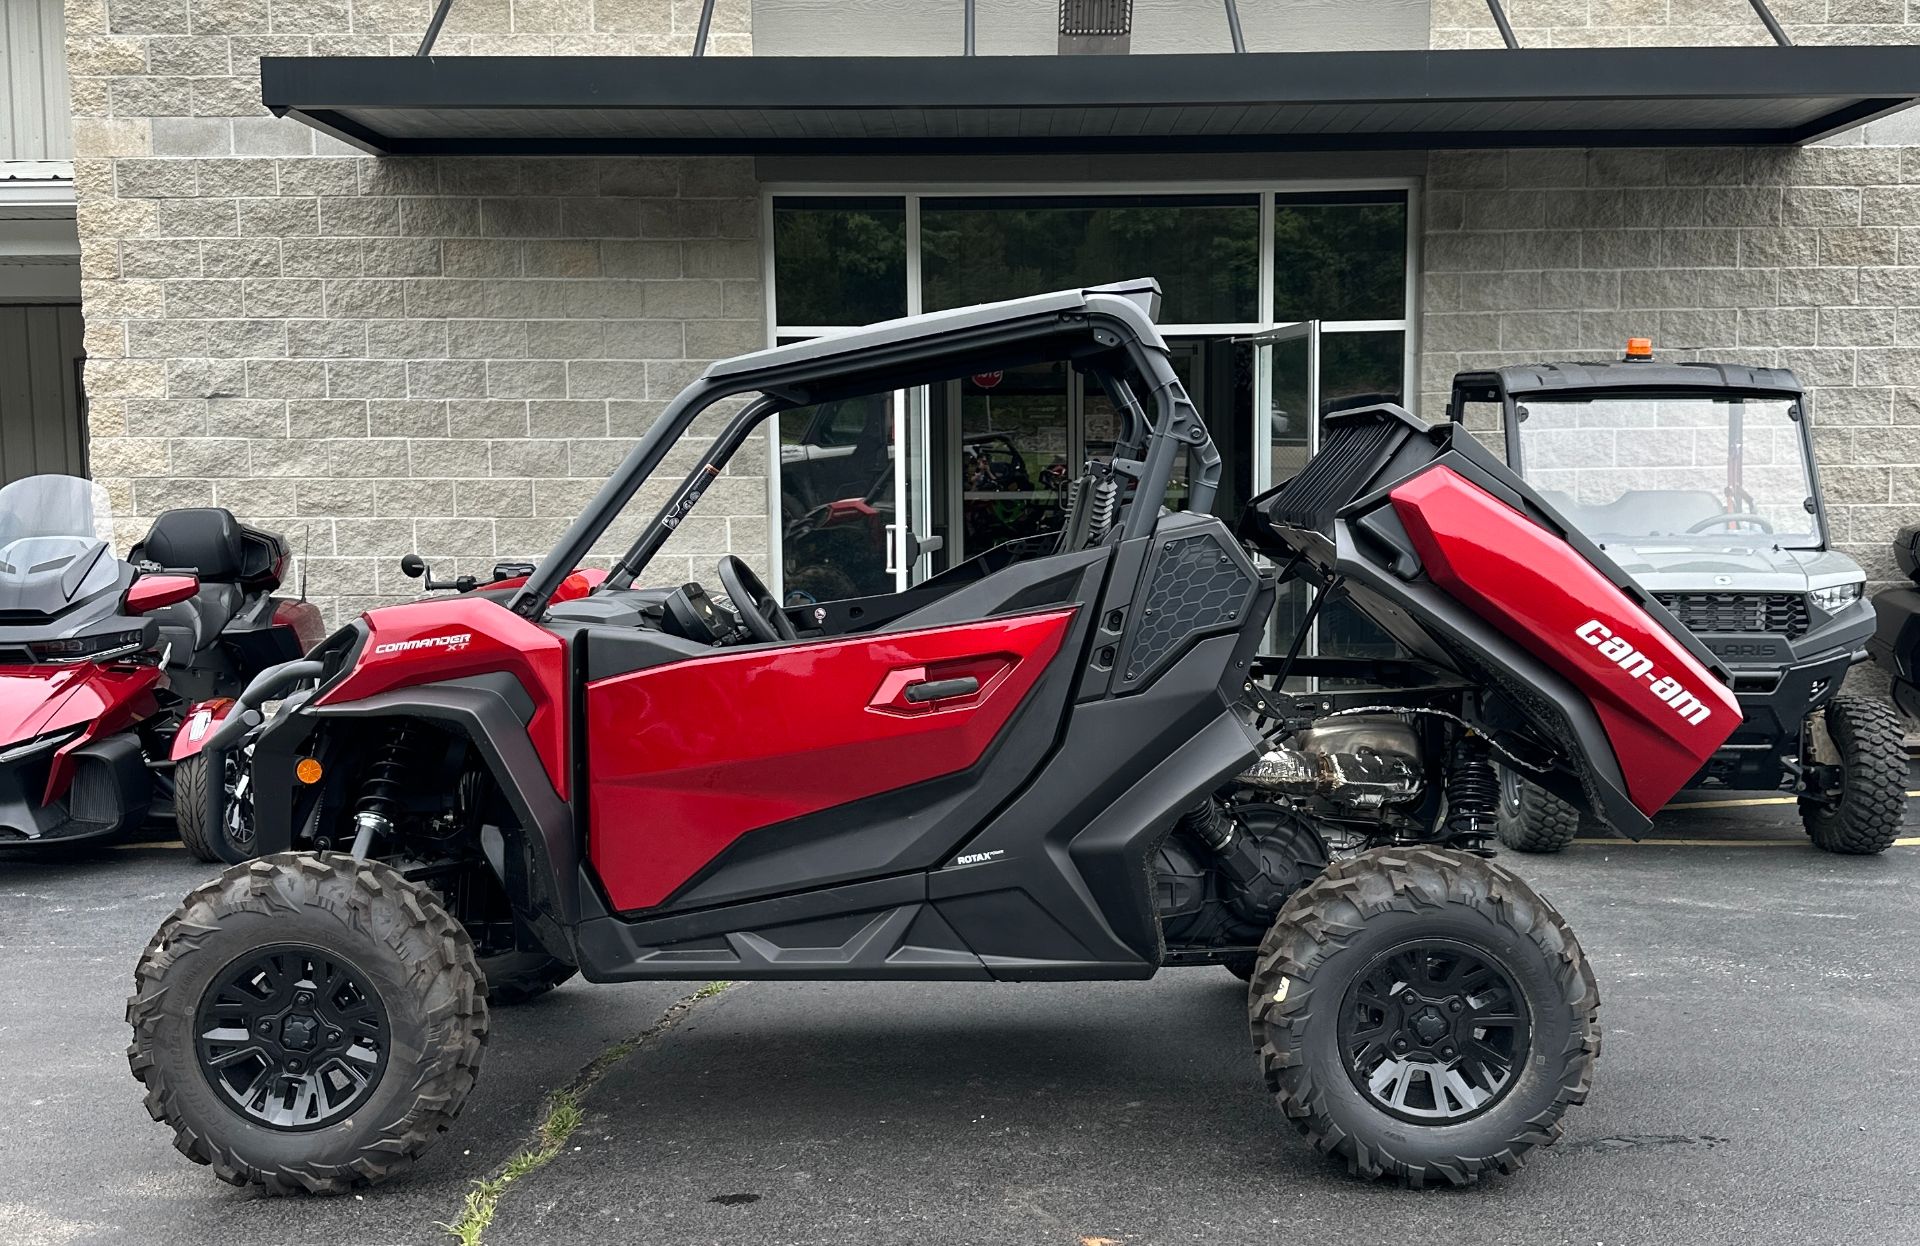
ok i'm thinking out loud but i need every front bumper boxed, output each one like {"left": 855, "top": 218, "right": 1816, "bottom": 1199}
{"left": 0, "top": 731, "right": 149, "bottom": 848}
{"left": 1686, "top": 647, "right": 1859, "bottom": 790}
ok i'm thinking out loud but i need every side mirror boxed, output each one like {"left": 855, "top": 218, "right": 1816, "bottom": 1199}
{"left": 126, "top": 573, "right": 200, "bottom": 614}
{"left": 400, "top": 552, "right": 427, "bottom": 579}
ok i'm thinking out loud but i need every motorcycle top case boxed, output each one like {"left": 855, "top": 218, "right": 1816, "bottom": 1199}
{"left": 1242, "top": 403, "right": 1739, "bottom": 833}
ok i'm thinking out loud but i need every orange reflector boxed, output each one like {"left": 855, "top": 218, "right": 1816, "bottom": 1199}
{"left": 1625, "top": 337, "right": 1653, "bottom": 359}
{"left": 295, "top": 757, "right": 324, "bottom": 785}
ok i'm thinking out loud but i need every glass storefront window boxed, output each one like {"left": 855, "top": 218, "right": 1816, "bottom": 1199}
{"left": 920, "top": 195, "right": 1260, "bottom": 325}
{"left": 772, "top": 197, "right": 907, "bottom": 327}
{"left": 1321, "top": 331, "right": 1406, "bottom": 411}
{"left": 1272, "top": 193, "right": 1408, "bottom": 323}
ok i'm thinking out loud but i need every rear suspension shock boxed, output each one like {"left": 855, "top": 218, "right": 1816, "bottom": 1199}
{"left": 350, "top": 724, "right": 424, "bottom": 858}
{"left": 1443, "top": 734, "right": 1499, "bottom": 854}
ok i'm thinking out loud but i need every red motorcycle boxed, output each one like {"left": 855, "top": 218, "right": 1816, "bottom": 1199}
{"left": 0, "top": 475, "right": 320, "bottom": 858}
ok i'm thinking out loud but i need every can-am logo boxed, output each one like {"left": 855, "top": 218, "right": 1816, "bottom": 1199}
{"left": 1576, "top": 620, "right": 1712, "bottom": 727}
{"left": 373, "top": 632, "right": 472, "bottom": 656}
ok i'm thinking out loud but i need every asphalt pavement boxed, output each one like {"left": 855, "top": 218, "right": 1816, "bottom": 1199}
{"left": 2, "top": 791, "right": 1917, "bottom": 1246}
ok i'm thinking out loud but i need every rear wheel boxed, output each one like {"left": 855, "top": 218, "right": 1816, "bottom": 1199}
{"left": 1493, "top": 768, "right": 1592, "bottom": 854}
{"left": 1249, "top": 847, "right": 1600, "bottom": 1187}
{"left": 127, "top": 853, "right": 488, "bottom": 1193}
{"left": 480, "top": 950, "right": 578, "bottom": 1005}
{"left": 1800, "top": 696, "right": 1907, "bottom": 855}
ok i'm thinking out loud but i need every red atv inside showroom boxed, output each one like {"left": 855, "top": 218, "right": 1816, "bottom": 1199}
{"left": 0, "top": 475, "right": 320, "bottom": 857}
{"left": 129, "top": 281, "right": 1739, "bottom": 1194}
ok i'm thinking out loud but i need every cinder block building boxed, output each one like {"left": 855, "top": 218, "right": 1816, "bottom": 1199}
{"left": 47, "top": 0, "right": 1920, "bottom": 676}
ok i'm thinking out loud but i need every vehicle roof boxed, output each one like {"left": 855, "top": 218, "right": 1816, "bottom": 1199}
{"left": 1463, "top": 359, "right": 1803, "bottom": 397}
{"left": 700, "top": 279, "right": 1167, "bottom": 381}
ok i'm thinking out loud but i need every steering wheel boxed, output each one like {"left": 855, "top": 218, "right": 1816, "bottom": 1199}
{"left": 716, "top": 556, "right": 796, "bottom": 643}
{"left": 1685, "top": 513, "right": 1775, "bottom": 534}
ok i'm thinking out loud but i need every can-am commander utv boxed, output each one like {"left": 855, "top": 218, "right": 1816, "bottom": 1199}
{"left": 130, "top": 282, "right": 1740, "bottom": 1194}
{"left": 1448, "top": 350, "right": 1906, "bottom": 855}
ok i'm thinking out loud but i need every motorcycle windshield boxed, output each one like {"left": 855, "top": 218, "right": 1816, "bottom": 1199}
{"left": 0, "top": 475, "right": 120, "bottom": 615}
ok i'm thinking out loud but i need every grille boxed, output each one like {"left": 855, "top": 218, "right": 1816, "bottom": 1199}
{"left": 1654, "top": 592, "right": 1810, "bottom": 638}
{"left": 1121, "top": 531, "right": 1253, "bottom": 685}
{"left": 1060, "top": 0, "right": 1131, "bottom": 35}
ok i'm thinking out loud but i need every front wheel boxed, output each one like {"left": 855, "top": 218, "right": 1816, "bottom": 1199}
{"left": 127, "top": 853, "right": 488, "bottom": 1193}
{"left": 1800, "top": 696, "right": 1908, "bottom": 855}
{"left": 1249, "top": 847, "right": 1601, "bottom": 1187}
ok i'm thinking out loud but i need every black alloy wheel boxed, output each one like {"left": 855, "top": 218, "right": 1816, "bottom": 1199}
{"left": 194, "top": 943, "right": 390, "bottom": 1131}
{"left": 1337, "top": 937, "right": 1529, "bottom": 1123}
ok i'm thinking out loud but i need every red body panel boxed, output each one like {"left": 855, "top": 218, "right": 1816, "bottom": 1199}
{"left": 0, "top": 664, "right": 163, "bottom": 802}
{"left": 170, "top": 697, "right": 238, "bottom": 762}
{"left": 320, "top": 598, "right": 571, "bottom": 798}
{"left": 584, "top": 608, "right": 1077, "bottom": 912}
{"left": 271, "top": 599, "right": 327, "bottom": 652}
{"left": 1390, "top": 466, "right": 1739, "bottom": 815}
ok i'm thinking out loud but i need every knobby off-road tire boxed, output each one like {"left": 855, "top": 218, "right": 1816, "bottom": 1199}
{"left": 172, "top": 754, "right": 221, "bottom": 863}
{"left": 480, "top": 949, "right": 578, "bottom": 1004}
{"left": 127, "top": 853, "right": 489, "bottom": 1194}
{"left": 1248, "top": 846, "right": 1601, "bottom": 1188}
{"left": 1801, "top": 696, "right": 1908, "bottom": 855}
{"left": 1494, "top": 767, "right": 1591, "bottom": 855}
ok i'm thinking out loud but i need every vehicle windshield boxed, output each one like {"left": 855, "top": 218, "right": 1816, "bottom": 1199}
{"left": 0, "top": 474, "right": 120, "bottom": 600}
{"left": 1514, "top": 394, "right": 1819, "bottom": 548}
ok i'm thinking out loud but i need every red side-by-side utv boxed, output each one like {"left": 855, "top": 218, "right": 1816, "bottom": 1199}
{"left": 129, "top": 281, "right": 1742, "bottom": 1193}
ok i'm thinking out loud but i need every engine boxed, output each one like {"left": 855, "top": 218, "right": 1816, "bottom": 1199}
{"left": 1234, "top": 715, "right": 1425, "bottom": 809}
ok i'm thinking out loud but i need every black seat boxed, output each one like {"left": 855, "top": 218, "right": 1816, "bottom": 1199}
{"left": 133, "top": 508, "right": 247, "bottom": 581}
{"left": 130, "top": 509, "right": 249, "bottom": 659}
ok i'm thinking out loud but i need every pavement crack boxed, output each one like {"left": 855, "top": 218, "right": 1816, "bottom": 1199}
{"left": 438, "top": 980, "right": 735, "bottom": 1245}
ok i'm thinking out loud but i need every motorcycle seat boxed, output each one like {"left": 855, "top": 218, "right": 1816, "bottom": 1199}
{"left": 132, "top": 509, "right": 247, "bottom": 581}
{"left": 150, "top": 583, "right": 243, "bottom": 659}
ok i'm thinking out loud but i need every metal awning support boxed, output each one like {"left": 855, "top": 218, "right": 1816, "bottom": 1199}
{"left": 964, "top": 0, "right": 975, "bottom": 55}
{"left": 1485, "top": 0, "right": 1520, "bottom": 50}
{"left": 1224, "top": 0, "right": 1245, "bottom": 53}
{"left": 1747, "top": 0, "right": 1793, "bottom": 46}
{"left": 693, "top": 0, "right": 715, "bottom": 56}
{"left": 416, "top": 0, "right": 456, "bottom": 55}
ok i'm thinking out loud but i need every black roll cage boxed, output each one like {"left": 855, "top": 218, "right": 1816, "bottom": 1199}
{"left": 508, "top": 287, "right": 1221, "bottom": 617}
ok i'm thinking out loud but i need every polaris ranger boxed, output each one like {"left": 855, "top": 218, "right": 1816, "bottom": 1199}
{"left": 1449, "top": 345, "right": 1905, "bottom": 854}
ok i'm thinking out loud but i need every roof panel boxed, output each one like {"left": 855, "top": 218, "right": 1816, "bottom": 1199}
{"left": 270, "top": 47, "right": 1920, "bottom": 156}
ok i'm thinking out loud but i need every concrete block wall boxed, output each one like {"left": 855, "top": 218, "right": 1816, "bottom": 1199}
{"left": 1432, "top": 0, "right": 1908, "bottom": 48}
{"left": 1423, "top": 145, "right": 1920, "bottom": 580}
{"left": 65, "top": 0, "right": 761, "bottom": 626}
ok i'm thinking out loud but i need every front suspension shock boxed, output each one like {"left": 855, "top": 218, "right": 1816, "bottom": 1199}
{"left": 349, "top": 724, "right": 424, "bottom": 858}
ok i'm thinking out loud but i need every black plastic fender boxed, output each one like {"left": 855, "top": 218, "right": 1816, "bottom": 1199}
{"left": 253, "top": 674, "right": 580, "bottom": 959}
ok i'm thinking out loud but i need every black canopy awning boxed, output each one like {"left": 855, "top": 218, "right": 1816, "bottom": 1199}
{"left": 262, "top": 45, "right": 1920, "bottom": 157}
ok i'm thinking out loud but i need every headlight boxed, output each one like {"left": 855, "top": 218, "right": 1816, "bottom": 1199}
{"left": 1809, "top": 582, "right": 1863, "bottom": 613}
{"left": 29, "top": 630, "right": 147, "bottom": 663}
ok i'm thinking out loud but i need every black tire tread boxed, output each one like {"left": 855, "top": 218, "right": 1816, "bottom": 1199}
{"left": 1248, "top": 846, "right": 1601, "bottom": 1189}
{"left": 126, "top": 852, "right": 488, "bottom": 1194}
{"left": 1494, "top": 772, "right": 1584, "bottom": 855}
{"left": 481, "top": 951, "right": 579, "bottom": 1005}
{"left": 172, "top": 755, "right": 220, "bottom": 864}
{"left": 1801, "top": 696, "right": 1908, "bottom": 856}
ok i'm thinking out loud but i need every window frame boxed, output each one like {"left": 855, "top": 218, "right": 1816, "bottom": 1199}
{"left": 760, "top": 179, "right": 1423, "bottom": 596}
